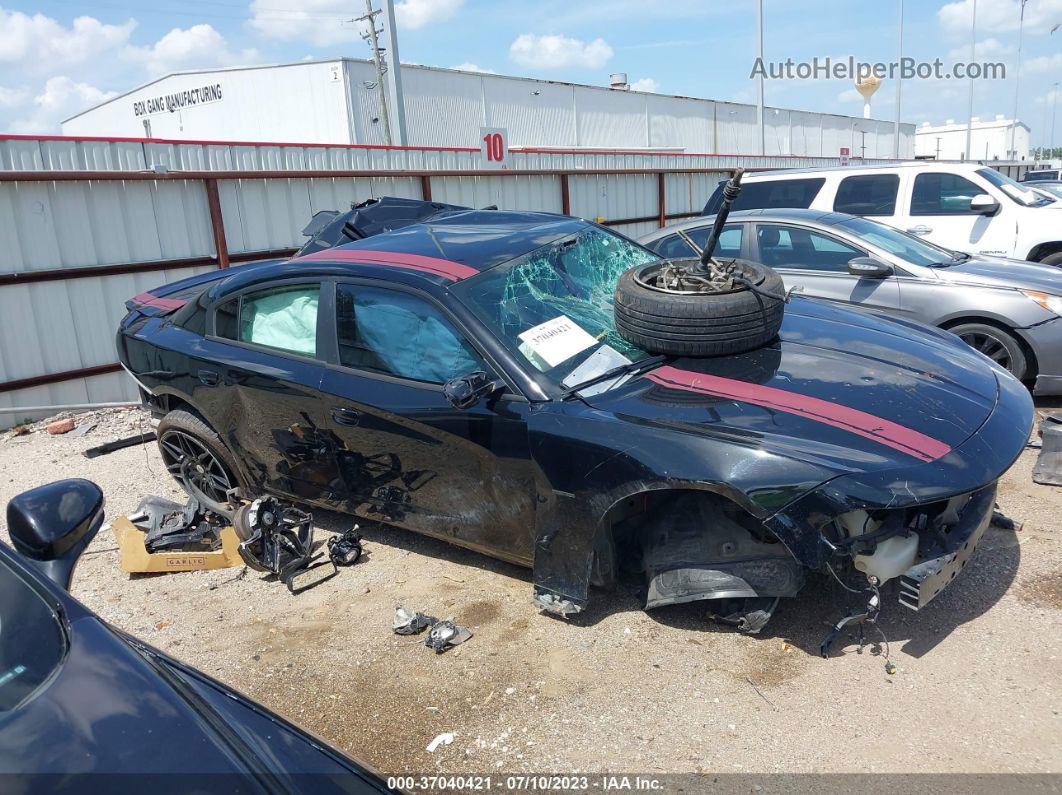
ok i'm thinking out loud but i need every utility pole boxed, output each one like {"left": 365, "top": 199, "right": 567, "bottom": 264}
{"left": 1010, "top": 0, "right": 1028, "bottom": 160}
{"left": 859, "top": 129, "right": 867, "bottom": 159}
{"left": 755, "top": 0, "right": 765, "bottom": 155}
{"left": 893, "top": 0, "right": 903, "bottom": 158}
{"left": 356, "top": 0, "right": 392, "bottom": 145}
{"left": 1052, "top": 81, "right": 1060, "bottom": 154}
{"left": 380, "top": 0, "right": 408, "bottom": 145}
{"left": 964, "top": 0, "right": 977, "bottom": 160}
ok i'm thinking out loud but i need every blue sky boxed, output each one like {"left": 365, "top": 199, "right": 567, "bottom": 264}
{"left": 1, "top": 0, "right": 1060, "bottom": 143}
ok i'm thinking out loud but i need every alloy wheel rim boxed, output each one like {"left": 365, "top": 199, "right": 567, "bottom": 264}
{"left": 158, "top": 430, "right": 234, "bottom": 505}
{"left": 959, "top": 332, "right": 1012, "bottom": 372}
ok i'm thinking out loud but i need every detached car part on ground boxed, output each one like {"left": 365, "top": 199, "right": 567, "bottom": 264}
{"left": 0, "top": 479, "right": 387, "bottom": 791}
{"left": 116, "top": 191, "right": 1033, "bottom": 636}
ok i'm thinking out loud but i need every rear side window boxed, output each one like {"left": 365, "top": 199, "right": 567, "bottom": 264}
{"left": 652, "top": 225, "right": 743, "bottom": 259}
{"left": 704, "top": 178, "right": 825, "bottom": 214}
{"left": 833, "top": 174, "right": 900, "bottom": 216}
{"left": 911, "top": 173, "right": 982, "bottom": 215}
{"left": 212, "top": 285, "right": 320, "bottom": 356}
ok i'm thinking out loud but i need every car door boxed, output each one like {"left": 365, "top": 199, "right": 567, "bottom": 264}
{"left": 752, "top": 222, "right": 900, "bottom": 311}
{"left": 205, "top": 279, "right": 337, "bottom": 503}
{"left": 895, "top": 171, "right": 1016, "bottom": 257}
{"left": 317, "top": 280, "right": 536, "bottom": 563}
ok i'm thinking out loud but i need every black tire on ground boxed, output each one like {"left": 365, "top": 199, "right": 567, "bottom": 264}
{"left": 1039, "top": 252, "right": 1062, "bottom": 267}
{"left": 948, "top": 322, "right": 1028, "bottom": 381}
{"left": 614, "top": 260, "right": 785, "bottom": 356}
{"left": 156, "top": 408, "right": 244, "bottom": 514}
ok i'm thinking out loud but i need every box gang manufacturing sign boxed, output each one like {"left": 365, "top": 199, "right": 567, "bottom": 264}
{"left": 133, "top": 83, "right": 224, "bottom": 117}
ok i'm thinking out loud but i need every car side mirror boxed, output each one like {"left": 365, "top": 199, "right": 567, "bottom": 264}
{"left": 7, "top": 479, "right": 104, "bottom": 590}
{"left": 970, "top": 194, "right": 1000, "bottom": 215}
{"left": 847, "top": 257, "right": 893, "bottom": 278}
{"left": 443, "top": 371, "right": 505, "bottom": 410}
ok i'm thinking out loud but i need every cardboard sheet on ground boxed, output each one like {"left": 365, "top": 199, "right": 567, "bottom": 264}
{"left": 517, "top": 315, "right": 598, "bottom": 371}
{"left": 111, "top": 516, "right": 244, "bottom": 573}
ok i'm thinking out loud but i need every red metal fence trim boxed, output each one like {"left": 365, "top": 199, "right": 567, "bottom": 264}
{"left": 0, "top": 363, "right": 123, "bottom": 394}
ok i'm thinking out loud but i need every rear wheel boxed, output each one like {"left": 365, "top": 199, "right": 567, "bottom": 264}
{"left": 949, "top": 322, "right": 1027, "bottom": 381}
{"left": 157, "top": 409, "right": 242, "bottom": 514}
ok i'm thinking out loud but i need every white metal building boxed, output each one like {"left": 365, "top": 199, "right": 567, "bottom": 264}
{"left": 62, "top": 59, "right": 914, "bottom": 158}
{"left": 914, "top": 116, "right": 1031, "bottom": 161}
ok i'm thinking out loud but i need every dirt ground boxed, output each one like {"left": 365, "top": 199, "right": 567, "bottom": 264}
{"left": 1, "top": 403, "right": 1060, "bottom": 777}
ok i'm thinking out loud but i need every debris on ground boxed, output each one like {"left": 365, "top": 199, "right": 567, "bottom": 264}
{"left": 233, "top": 496, "right": 338, "bottom": 594}
{"left": 68, "top": 422, "right": 97, "bottom": 438}
{"left": 425, "top": 620, "right": 473, "bottom": 654}
{"left": 392, "top": 607, "right": 438, "bottom": 635}
{"left": 112, "top": 496, "right": 244, "bottom": 573}
{"left": 327, "top": 528, "right": 364, "bottom": 566}
{"left": 426, "top": 733, "right": 455, "bottom": 753}
{"left": 83, "top": 432, "right": 156, "bottom": 459}
{"left": 1033, "top": 413, "right": 1062, "bottom": 486}
{"left": 46, "top": 418, "right": 76, "bottom": 435}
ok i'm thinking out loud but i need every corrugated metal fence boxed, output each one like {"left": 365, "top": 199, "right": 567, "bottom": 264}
{"left": 0, "top": 134, "right": 893, "bottom": 422}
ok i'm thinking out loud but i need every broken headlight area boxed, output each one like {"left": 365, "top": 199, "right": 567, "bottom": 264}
{"left": 821, "top": 482, "right": 997, "bottom": 609}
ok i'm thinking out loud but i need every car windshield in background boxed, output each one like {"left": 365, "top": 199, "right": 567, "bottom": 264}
{"left": 0, "top": 557, "right": 65, "bottom": 711}
{"left": 977, "top": 168, "right": 1055, "bottom": 207}
{"left": 453, "top": 227, "right": 658, "bottom": 386}
{"left": 1032, "top": 183, "right": 1062, "bottom": 200}
{"left": 837, "top": 215, "right": 963, "bottom": 267}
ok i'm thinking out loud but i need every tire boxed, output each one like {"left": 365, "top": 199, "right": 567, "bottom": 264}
{"left": 948, "top": 322, "right": 1028, "bottom": 381}
{"left": 156, "top": 409, "right": 243, "bottom": 514}
{"left": 614, "top": 260, "right": 785, "bottom": 356}
{"left": 1039, "top": 252, "right": 1062, "bottom": 267}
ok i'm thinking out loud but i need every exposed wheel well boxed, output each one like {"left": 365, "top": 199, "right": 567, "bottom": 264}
{"left": 591, "top": 488, "right": 781, "bottom": 589}
{"left": 939, "top": 316, "right": 1038, "bottom": 383}
{"left": 1026, "top": 242, "right": 1062, "bottom": 262}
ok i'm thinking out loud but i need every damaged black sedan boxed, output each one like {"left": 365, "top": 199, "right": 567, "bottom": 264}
{"left": 117, "top": 201, "right": 1033, "bottom": 634}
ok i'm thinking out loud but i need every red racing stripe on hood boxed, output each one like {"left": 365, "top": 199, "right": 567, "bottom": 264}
{"left": 297, "top": 248, "right": 479, "bottom": 281}
{"left": 643, "top": 365, "right": 952, "bottom": 463}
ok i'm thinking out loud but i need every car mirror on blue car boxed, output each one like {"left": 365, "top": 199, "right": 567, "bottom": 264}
{"left": 443, "top": 371, "right": 505, "bottom": 410}
{"left": 7, "top": 479, "right": 105, "bottom": 590}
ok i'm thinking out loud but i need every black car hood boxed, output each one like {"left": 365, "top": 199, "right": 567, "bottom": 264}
{"left": 583, "top": 297, "right": 1000, "bottom": 475}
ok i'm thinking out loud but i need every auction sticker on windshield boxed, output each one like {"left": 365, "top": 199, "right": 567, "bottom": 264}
{"left": 518, "top": 315, "right": 598, "bottom": 369}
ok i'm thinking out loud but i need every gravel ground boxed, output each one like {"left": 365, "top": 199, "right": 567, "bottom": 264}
{"left": 1, "top": 404, "right": 1060, "bottom": 777}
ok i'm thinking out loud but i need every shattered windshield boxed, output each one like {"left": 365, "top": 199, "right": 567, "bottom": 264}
{"left": 453, "top": 226, "right": 659, "bottom": 385}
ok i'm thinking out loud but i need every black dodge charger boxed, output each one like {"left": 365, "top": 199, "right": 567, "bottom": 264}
{"left": 116, "top": 204, "right": 1033, "bottom": 630}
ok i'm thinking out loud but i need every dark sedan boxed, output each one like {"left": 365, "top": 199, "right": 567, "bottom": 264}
{"left": 0, "top": 479, "right": 387, "bottom": 792}
{"left": 117, "top": 208, "right": 1033, "bottom": 630}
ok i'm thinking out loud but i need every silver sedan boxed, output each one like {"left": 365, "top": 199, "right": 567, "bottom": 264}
{"left": 638, "top": 208, "right": 1062, "bottom": 394}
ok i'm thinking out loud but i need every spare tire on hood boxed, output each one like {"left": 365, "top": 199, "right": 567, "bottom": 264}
{"left": 614, "top": 258, "right": 785, "bottom": 357}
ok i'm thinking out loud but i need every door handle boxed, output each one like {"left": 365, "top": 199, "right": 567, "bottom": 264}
{"left": 331, "top": 407, "right": 361, "bottom": 427}
{"left": 197, "top": 368, "right": 220, "bottom": 386}
{"left": 906, "top": 225, "right": 933, "bottom": 236}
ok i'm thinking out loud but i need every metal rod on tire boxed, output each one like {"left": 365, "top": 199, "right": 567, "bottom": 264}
{"left": 698, "top": 168, "right": 744, "bottom": 272}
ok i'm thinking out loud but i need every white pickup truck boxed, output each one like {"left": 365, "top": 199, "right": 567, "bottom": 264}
{"left": 702, "top": 161, "right": 1062, "bottom": 265}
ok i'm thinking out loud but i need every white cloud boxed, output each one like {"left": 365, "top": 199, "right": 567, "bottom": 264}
{"left": 249, "top": 0, "right": 362, "bottom": 46}
{"left": 0, "top": 9, "right": 135, "bottom": 71}
{"left": 629, "top": 77, "right": 659, "bottom": 92}
{"left": 509, "top": 33, "right": 613, "bottom": 69}
{"left": 123, "top": 24, "right": 258, "bottom": 77}
{"left": 1026, "top": 52, "right": 1062, "bottom": 74}
{"left": 939, "top": 0, "right": 1062, "bottom": 35}
{"left": 7, "top": 76, "right": 115, "bottom": 133}
{"left": 451, "top": 63, "right": 497, "bottom": 74}
{"left": 946, "top": 37, "right": 1012, "bottom": 61}
{"left": 395, "top": 0, "right": 463, "bottom": 28}
{"left": 0, "top": 85, "right": 29, "bottom": 109}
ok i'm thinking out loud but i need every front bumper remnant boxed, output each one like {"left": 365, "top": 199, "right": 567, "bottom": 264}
{"left": 898, "top": 484, "right": 995, "bottom": 610}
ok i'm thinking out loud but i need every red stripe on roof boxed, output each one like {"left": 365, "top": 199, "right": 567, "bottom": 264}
{"left": 643, "top": 365, "right": 951, "bottom": 464}
{"left": 297, "top": 248, "right": 479, "bottom": 281}
{"left": 131, "top": 292, "right": 186, "bottom": 311}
